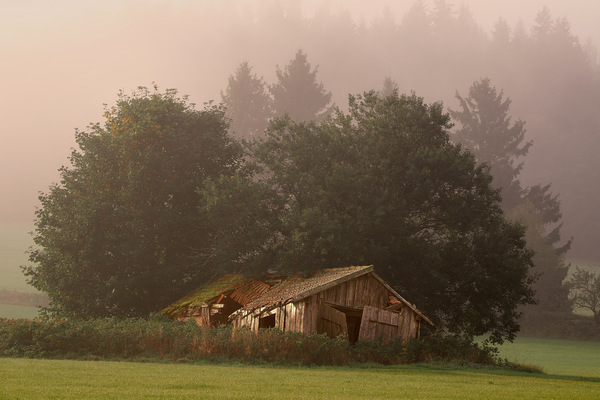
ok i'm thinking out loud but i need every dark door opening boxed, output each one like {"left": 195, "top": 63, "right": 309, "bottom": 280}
{"left": 346, "top": 314, "right": 362, "bottom": 344}
{"left": 325, "top": 303, "right": 363, "bottom": 344}
{"left": 259, "top": 313, "right": 276, "bottom": 329}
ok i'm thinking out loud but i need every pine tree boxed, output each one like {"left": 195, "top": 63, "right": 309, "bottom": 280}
{"left": 270, "top": 49, "right": 333, "bottom": 122}
{"left": 221, "top": 61, "right": 271, "bottom": 139}
{"left": 380, "top": 76, "right": 399, "bottom": 98}
{"left": 451, "top": 78, "right": 572, "bottom": 315}
{"left": 450, "top": 78, "right": 531, "bottom": 209}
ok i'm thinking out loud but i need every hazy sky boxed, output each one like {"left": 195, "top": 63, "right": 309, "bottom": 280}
{"left": 1, "top": 0, "right": 598, "bottom": 226}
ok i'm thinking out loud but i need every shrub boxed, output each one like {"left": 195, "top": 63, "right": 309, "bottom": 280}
{"left": 0, "top": 318, "right": 506, "bottom": 368}
{"left": 404, "top": 333, "right": 498, "bottom": 365}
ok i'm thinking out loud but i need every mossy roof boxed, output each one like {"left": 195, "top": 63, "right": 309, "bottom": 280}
{"left": 160, "top": 274, "right": 270, "bottom": 318}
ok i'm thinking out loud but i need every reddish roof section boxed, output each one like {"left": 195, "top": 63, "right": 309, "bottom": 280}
{"left": 160, "top": 274, "right": 271, "bottom": 318}
{"left": 242, "top": 265, "right": 374, "bottom": 310}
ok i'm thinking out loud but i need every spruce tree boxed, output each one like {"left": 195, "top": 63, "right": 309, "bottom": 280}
{"left": 451, "top": 78, "right": 572, "bottom": 316}
{"left": 221, "top": 61, "right": 271, "bottom": 139}
{"left": 270, "top": 49, "right": 333, "bottom": 122}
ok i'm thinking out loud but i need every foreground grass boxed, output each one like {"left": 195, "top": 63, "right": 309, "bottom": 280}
{"left": 0, "top": 358, "right": 597, "bottom": 400}
{"left": 496, "top": 337, "right": 600, "bottom": 377}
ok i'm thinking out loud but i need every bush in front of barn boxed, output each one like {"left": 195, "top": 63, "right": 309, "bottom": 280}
{"left": 0, "top": 316, "right": 200, "bottom": 360}
{"left": 403, "top": 333, "right": 499, "bottom": 365}
{"left": 0, "top": 317, "right": 501, "bottom": 367}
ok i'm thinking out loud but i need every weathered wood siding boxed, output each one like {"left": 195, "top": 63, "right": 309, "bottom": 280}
{"left": 318, "top": 303, "right": 348, "bottom": 339}
{"left": 356, "top": 305, "right": 420, "bottom": 344}
{"left": 280, "top": 302, "right": 305, "bottom": 333}
{"left": 397, "top": 307, "right": 419, "bottom": 343}
{"left": 191, "top": 307, "right": 211, "bottom": 327}
{"left": 302, "top": 295, "right": 320, "bottom": 334}
{"left": 319, "top": 273, "right": 389, "bottom": 309}
{"left": 358, "top": 306, "right": 399, "bottom": 343}
{"left": 231, "top": 272, "right": 424, "bottom": 343}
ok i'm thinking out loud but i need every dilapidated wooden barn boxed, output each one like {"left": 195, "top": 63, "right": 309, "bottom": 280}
{"left": 230, "top": 266, "right": 434, "bottom": 344}
{"left": 160, "top": 274, "right": 271, "bottom": 327}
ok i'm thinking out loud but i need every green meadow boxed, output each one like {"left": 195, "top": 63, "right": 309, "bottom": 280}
{"left": 495, "top": 337, "right": 600, "bottom": 378}
{"left": 0, "top": 304, "right": 40, "bottom": 320}
{"left": 0, "top": 358, "right": 598, "bottom": 400}
{"left": 0, "top": 222, "right": 35, "bottom": 293}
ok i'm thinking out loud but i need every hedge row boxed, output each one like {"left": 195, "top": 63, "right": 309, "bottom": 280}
{"left": 0, "top": 316, "right": 499, "bottom": 366}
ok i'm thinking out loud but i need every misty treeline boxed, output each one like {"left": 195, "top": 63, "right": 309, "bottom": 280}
{"left": 202, "top": 1, "right": 599, "bottom": 261}
{"left": 221, "top": 50, "right": 573, "bottom": 326}
{"left": 215, "top": 0, "right": 600, "bottom": 328}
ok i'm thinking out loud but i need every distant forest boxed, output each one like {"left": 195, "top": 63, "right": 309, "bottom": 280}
{"left": 199, "top": 1, "right": 599, "bottom": 260}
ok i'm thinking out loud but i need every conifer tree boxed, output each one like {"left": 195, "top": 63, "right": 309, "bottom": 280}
{"left": 380, "top": 76, "right": 399, "bottom": 98}
{"left": 270, "top": 49, "right": 333, "bottom": 122}
{"left": 221, "top": 61, "right": 271, "bottom": 139}
{"left": 451, "top": 78, "right": 572, "bottom": 315}
{"left": 450, "top": 78, "right": 531, "bottom": 209}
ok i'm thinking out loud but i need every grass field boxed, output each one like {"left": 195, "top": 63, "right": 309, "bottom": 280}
{"left": 495, "top": 337, "right": 600, "bottom": 378}
{"left": 0, "top": 304, "right": 41, "bottom": 319}
{"left": 0, "top": 222, "right": 35, "bottom": 293}
{"left": 0, "top": 358, "right": 598, "bottom": 400}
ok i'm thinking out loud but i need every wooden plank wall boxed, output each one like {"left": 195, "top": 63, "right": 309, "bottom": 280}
{"left": 231, "top": 273, "right": 422, "bottom": 344}
{"left": 397, "top": 307, "right": 419, "bottom": 344}
{"left": 318, "top": 304, "right": 348, "bottom": 339}
{"left": 280, "top": 302, "right": 305, "bottom": 333}
{"left": 302, "top": 295, "right": 320, "bottom": 334}
{"left": 232, "top": 302, "right": 307, "bottom": 333}
{"left": 191, "top": 307, "right": 211, "bottom": 327}
{"left": 320, "top": 273, "right": 389, "bottom": 310}
{"left": 358, "top": 306, "right": 400, "bottom": 343}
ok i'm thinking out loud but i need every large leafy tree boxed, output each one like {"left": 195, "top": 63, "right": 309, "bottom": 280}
{"left": 211, "top": 90, "right": 535, "bottom": 343}
{"left": 270, "top": 49, "right": 333, "bottom": 122}
{"left": 221, "top": 61, "right": 272, "bottom": 140}
{"left": 24, "top": 87, "right": 242, "bottom": 318}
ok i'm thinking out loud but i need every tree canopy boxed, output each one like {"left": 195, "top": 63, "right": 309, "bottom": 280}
{"left": 24, "top": 88, "right": 242, "bottom": 318}
{"left": 209, "top": 90, "right": 535, "bottom": 343}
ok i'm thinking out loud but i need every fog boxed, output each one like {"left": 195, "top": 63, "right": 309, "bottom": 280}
{"left": 2, "top": 0, "right": 599, "bottom": 259}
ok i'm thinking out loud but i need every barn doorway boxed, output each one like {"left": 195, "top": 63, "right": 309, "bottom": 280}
{"left": 345, "top": 314, "right": 362, "bottom": 344}
{"left": 323, "top": 303, "right": 364, "bottom": 344}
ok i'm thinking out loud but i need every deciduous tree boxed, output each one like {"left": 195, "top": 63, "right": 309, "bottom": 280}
{"left": 568, "top": 268, "right": 600, "bottom": 325}
{"left": 211, "top": 91, "right": 535, "bottom": 343}
{"left": 24, "top": 87, "right": 242, "bottom": 318}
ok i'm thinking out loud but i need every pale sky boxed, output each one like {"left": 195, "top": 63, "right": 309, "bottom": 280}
{"left": 1, "top": 0, "right": 598, "bottom": 225}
